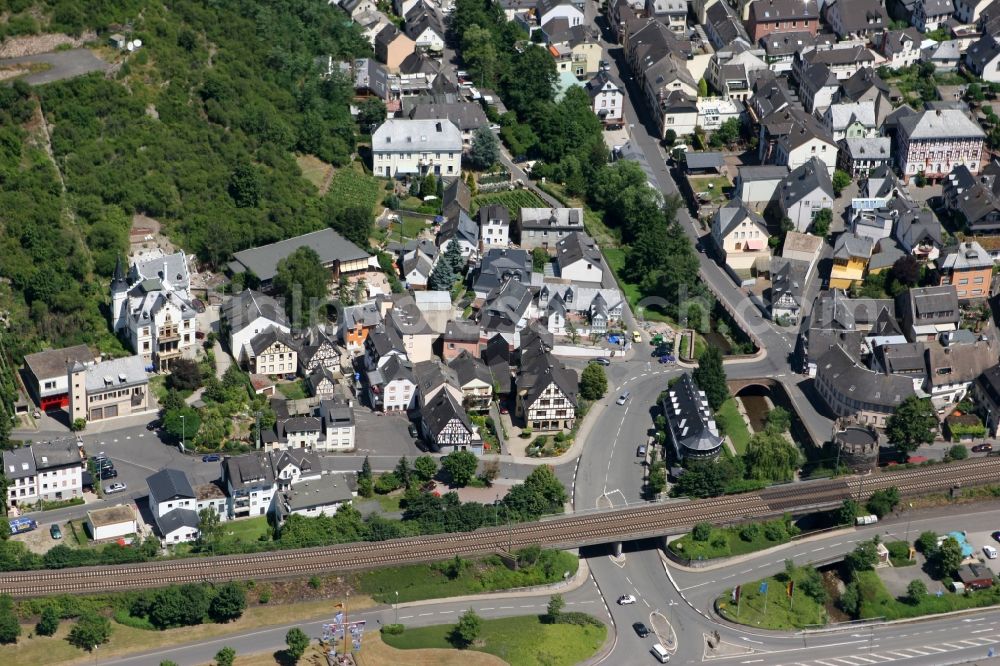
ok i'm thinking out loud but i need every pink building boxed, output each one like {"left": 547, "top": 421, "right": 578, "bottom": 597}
{"left": 896, "top": 109, "right": 986, "bottom": 183}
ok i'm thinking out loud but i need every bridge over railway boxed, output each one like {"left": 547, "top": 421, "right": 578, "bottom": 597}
{"left": 1, "top": 458, "right": 996, "bottom": 597}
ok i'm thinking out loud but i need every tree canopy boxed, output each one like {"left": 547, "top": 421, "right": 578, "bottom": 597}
{"left": 692, "top": 347, "right": 728, "bottom": 411}
{"left": 273, "top": 247, "right": 329, "bottom": 326}
{"left": 885, "top": 396, "right": 937, "bottom": 455}
{"left": 579, "top": 364, "right": 608, "bottom": 401}
{"left": 441, "top": 450, "right": 479, "bottom": 487}
{"left": 743, "top": 431, "right": 800, "bottom": 482}
{"left": 469, "top": 126, "right": 500, "bottom": 170}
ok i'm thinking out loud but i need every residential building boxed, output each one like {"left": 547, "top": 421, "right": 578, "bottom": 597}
{"left": 895, "top": 109, "right": 986, "bottom": 182}
{"left": 748, "top": 0, "right": 820, "bottom": 41}
{"left": 711, "top": 200, "right": 771, "bottom": 273}
{"left": 777, "top": 157, "right": 835, "bottom": 233}
{"left": 943, "top": 163, "right": 1000, "bottom": 234}
{"left": 921, "top": 39, "right": 963, "bottom": 71}
{"left": 939, "top": 241, "right": 993, "bottom": 299}
{"left": 586, "top": 71, "right": 625, "bottom": 124}
{"left": 782, "top": 231, "right": 825, "bottom": 267}
{"left": 839, "top": 137, "right": 892, "bottom": 178}
{"left": 245, "top": 329, "right": 299, "bottom": 377}
{"left": 3, "top": 447, "right": 36, "bottom": 508}
{"left": 437, "top": 209, "right": 479, "bottom": 264}
{"left": 796, "top": 45, "right": 878, "bottom": 82}
{"left": 515, "top": 341, "right": 578, "bottom": 431}
{"left": 898, "top": 284, "right": 960, "bottom": 340}
{"left": 413, "top": 358, "right": 463, "bottom": 407}
{"left": 28, "top": 438, "right": 82, "bottom": 504}
{"left": 442, "top": 320, "right": 481, "bottom": 361}
{"left": 870, "top": 341, "right": 927, "bottom": 392}
{"left": 760, "top": 31, "right": 830, "bottom": 73}
{"left": 645, "top": 0, "right": 687, "bottom": 31}
{"left": 276, "top": 474, "right": 355, "bottom": 520}
{"left": 297, "top": 327, "right": 340, "bottom": 375}
{"left": 554, "top": 232, "right": 604, "bottom": 283}
{"left": 815, "top": 344, "right": 917, "bottom": 427}
{"left": 449, "top": 350, "right": 493, "bottom": 411}
{"left": 306, "top": 366, "right": 340, "bottom": 401}
{"left": 772, "top": 113, "right": 839, "bottom": 173}
{"left": 830, "top": 232, "right": 875, "bottom": 290}
{"left": 68, "top": 355, "right": 149, "bottom": 423}
{"left": 409, "top": 103, "right": 488, "bottom": 148}
{"left": 228, "top": 228, "right": 372, "bottom": 287}
{"left": 913, "top": 0, "right": 955, "bottom": 31}
{"left": 516, "top": 208, "right": 586, "bottom": 251}
{"left": 86, "top": 506, "right": 137, "bottom": 542}
{"left": 877, "top": 28, "right": 923, "bottom": 70}
{"left": 537, "top": 282, "right": 624, "bottom": 337}
{"left": 366, "top": 354, "right": 416, "bottom": 412}
{"left": 385, "top": 297, "right": 443, "bottom": 364}
{"left": 925, "top": 337, "right": 998, "bottom": 407}
{"left": 421, "top": 390, "right": 482, "bottom": 453}
{"left": 770, "top": 257, "right": 811, "bottom": 323}
{"left": 704, "top": 1, "right": 750, "bottom": 50}
{"left": 537, "top": 0, "right": 585, "bottom": 27}
{"left": 404, "top": 4, "right": 445, "bottom": 52}
{"left": 22, "top": 344, "right": 95, "bottom": 411}
{"left": 965, "top": 33, "right": 1000, "bottom": 82}
{"left": 110, "top": 252, "right": 198, "bottom": 371}
{"left": 364, "top": 322, "right": 407, "bottom": 370}
{"left": 401, "top": 239, "right": 437, "bottom": 291}
{"left": 823, "top": 0, "right": 887, "bottom": 38}
{"left": 973, "top": 364, "right": 1000, "bottom": 436}
{"left": 822, "top": 101, "right": 877, "bottom": 141}
{"left": 442, "top": 177, "right": 471, "bottom": 219}
{"left": 319, "top": 399, "right": 356, "bottom": 451}
{"left": 956, "top": 0, "right": 994, "bottom": 21}
{"left": 223, "top": 454, "right": 277, "bottom": 518}
{"left": 733, "top": 165, "right": 789, "bottom": 208}
{"left": 479, "top": 204, "right": 511, "bottom": 249}
{"left": 146, "top": 468, "right": 225, "bottom": 543}
{"left": 660, "top": 373, "right": 724, "bottom": 459}
{"left": 705, "top": 45, "right": 769, "bottom": 103}
{"left": 480, "top": 279, "right": 534, "bottom": 337}
{"left": 371, "top": 119, "right": 462, "bottom": 178}
{"left": 697, "top": 97, "right": 745, "bottom": 129}
{"left": 340, "top": 302, "right": 382, "bottom": 354}
{"left": 221, "top": 290, "right": 290, "bottom": 365}
{"left": 339, "top": 0, "right": 379, "bottom": 20}
{"left": 796, "top": 63, "right": 840, "bottom": 114}
{"left": 471, "top": 248, "right": 534, "bottom": 300}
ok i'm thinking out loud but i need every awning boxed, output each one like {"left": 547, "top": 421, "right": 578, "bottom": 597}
{"left": 935, "top": 323, "right": 956, "bottom": 333}
{"left": 745, "top": 239, "right": 765, "bottom": 251}
{"left": 395, "top": 165, "right": 419, "bottom": 175}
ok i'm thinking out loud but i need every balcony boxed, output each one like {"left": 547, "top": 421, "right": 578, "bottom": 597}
{"left": 158, "top": 328, "right": 181, "bottom": 342}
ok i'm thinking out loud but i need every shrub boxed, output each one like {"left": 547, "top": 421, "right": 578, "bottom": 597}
{"left": 36, "top": 605, "right": 60, "bottom": 636}
{"left": 381, "top": 623, "right": 405, "bottom": 635}
{"left": 946, "top": 444, "right": 969, "bottom": 461}
{"left": 906, "top": 579, "right": 927, "bottom": 604}
{"left": 258, "top": 590, "right": 271, "bottom": 604}
{"left": 916, "top": 531, "right": 938, "bottom": 553}
{"left": 308, "top": 576, "right": 322, "bottom": 590}
{"left": 739, "top": 523, "right": 761, "bottom": 542}
{"left": 764, "top": 521, "right": 787, "bottom": 541}
{"left": 692, "top": 522, "right": 712, "bottom": 541}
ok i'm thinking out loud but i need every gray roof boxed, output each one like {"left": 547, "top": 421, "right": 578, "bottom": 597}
{"left": 280, "top": 416, "right": 323, "bottom": 437}
{"left": 840, "top": 136, "right": 891, "bottom": 161}
{"left": 449, "top": 350, "right": 493, "bottom": 387}
{"left": 481, "top": 278, "right": 533, "bottom": 333}
{"left": 685, "top": 152, "right": 726, "bottom": 170}
{"left": 444, "top": 318, "right": 480, "bottom": 343}
{"left": 221, "top": 290, "right": 288, "bottom": 333}
{"left": 442, "top": 177, "right": 471, "bottom": 217}
{"left": 422, "top": 389, "right": 473, "bottom": 438}
{"left": 942, "top": 241, "right": 993, "bottom": 271}
{"left": 705, "top": 1, "right": 749, "bottom": 46}
{"left": 825, "top": 0, "right": 886, "bottom": 33}
{"left": 834, "top": 232, "right": 874, "bottom": 260}
{"left": 812, "top": 289, "right": 895, "bottom": 331}
{"left": 555, "top": 232, "right": 602, "bottom": 273}
{"left": 157, "top": 508, "right": 200, "bottom": 535}
{"left": 715, "top": 199, "right": 769, "bottom": 239}
{"left": 906, "top": 285, "right": 960, "bottom": 321}
{"left": 750, "top": 0, "right": 819, "bottom": 21}
{"left": 404, "top": 9, "right": 443, "bottom": 40}
{"left": 898, "top": 109, "right": 986, "bottom": 141}
{"left": 962, "top": 33, "right": 999, "bottom": 73}
{"left": 249, "top": 328, "right": 299, "bottom": 356}
{"left": 282, "top": 476, "right": 354, "bottom": 512}
{"left": 82, "top": 355, "right": 147, "bottom": 394}
{"left": 439, "top": 209, "right": 479, "bottom": 248}
{"left": 321, "top": 399, "right": 355, "bottom": 428}
{"left": 519, "top": 208, "right": 584, "bottom": 230}
{"left": 662, "top": 373, "right": 725, "bottom": 456}
{"left": 920, "top": 0, "right": 954, "bottom": 15}
{"left": 867, "top": 238, "right": 906, "bottom": 271}
{"left": 927, "top": 339, "right": 997, "bottom": 388}
{"left": 881, "top": 28, "right": 922, "bottom": 56}
{"left": 223, "top": 453, "right": 275, "bottom": 490}
{"left": 770, "top": 257, "right": 810, "bottom": 308}
{"left": 805, "top": 45, "right": 876, "bottom": 68}
{"left": 342, "top": 303, "right": 382, "bottom": 330}
{"left": 375, "top": 23, "right": 404, "bottom": 49}
{"left": 472, "top": 246, "right": 533, "bottom": 293}
{"left": 877, "top": 341, "right": 927, "bottom": 374}
{"left": 517, "top": 343, "right": 578, "bottom": 408}
{"left": 816, "top": 344, "right": 916, "bottom": 408}
{"left": 410, "top": 102, "right": 488, "bottom": 132}
{"left": 762, "top": 31, "right": 822, "bottom": 57}
{"left": 585, "top": 70, "right": 622, "bottom": 99}
{"left": 372, "top": 118, "right": 462, "bottom": 153}
{"left": 780, "top": 158, "right": 835, "bottom": 208}
{"left": 24, "top": 344, "right": 95, "bottom": 383}
{"left": 147, "top": 468, "right": 196, "bottom": 503}
{"left": 738, "top": 165, "right": 790, "bottom": 182}
{"left": 31, "top": 437, "right": 81, "bottom": 470}
{"left": 230, "top": 228, "right": 370, "bottom": 283}
{"left": 826, "top": 101, "right": 876, "bottom": 132}
{"left": 370, "top": 353, "right": 415, "bottom": 386}
{"left": 413, "top": 358, "right": 459, "bottom": 396}
{"left": 2, "top": 448, "right": 35, "bottom": 481}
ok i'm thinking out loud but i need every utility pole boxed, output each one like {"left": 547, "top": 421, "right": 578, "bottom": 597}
{"left": 394, "top": 590, "right": 399, "bottom": 626}
{"left": 905, "top": 502, "right": 914, "bottom": 544}
{"left": 180, "top": 414, "right": 186, "bottom": 452}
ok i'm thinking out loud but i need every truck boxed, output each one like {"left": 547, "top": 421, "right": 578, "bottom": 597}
{"left": 9, "top": 517, "right": 37, "bottom": 535}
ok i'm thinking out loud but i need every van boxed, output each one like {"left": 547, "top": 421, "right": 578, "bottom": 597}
{"left": 984, "top": 545, "right": 998, "bottom": 559}
{"left": 651, "top": 643, "right": 670, "bottom": 663}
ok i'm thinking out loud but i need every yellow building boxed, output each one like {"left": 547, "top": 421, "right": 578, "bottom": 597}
{"left": 829, "top": 232, "right": 874, "bottom": 290}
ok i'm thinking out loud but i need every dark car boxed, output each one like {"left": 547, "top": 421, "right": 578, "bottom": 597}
{"left": 589, "top": 357, "right": 611, "bottom": 366}
{"left": 49, "top": 524, "right": 62, "bottom": 540}
{"left": 658, "top": 354, "right": 675, "bottom": 364}
{"left": 993, "top": 531, "right": 1000, "bottom": 543}
{"left": 973, "top": 443, "right": 993, "bottom": 453}
{"left": 633, "top": 622, "right": 650, "bottom": 638}
{"left": 146, "top": 420, "right": 160, "bottom": 431}
{"left": 408, "top": 422, "right": 419, "bottom": 438}
{"left": 202, "top": 454, "right": 221, "bottom": 463}
{"left": 99, "top": 468, "right": 118, "bottom": 480}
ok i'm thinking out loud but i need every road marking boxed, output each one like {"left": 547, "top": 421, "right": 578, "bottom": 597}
{"left": 845, "top": 657, "right": 878, "bottom": 664}
{"left": 885, "top": 651, "right": 914, "bottom": 658}
{"left": 740, "top": 569, "right": 753, "bottom": 574}
{"left": 125, "top": 436, "right": 131, "bottom": 440}
{"left": 679, "top": 580, "right": 713, "bottom": 591}
{"left": 939, "top": 643, "right": 964, "bottom": 649}
{"left": 439, "top": 610, "right": 454, "bottom": 614}
{"left": 740, "top": 637, "right": 764, "bottom": 644}
{"left": 519, "top": 605, "right": 535, "bottom": 608}
{"left": 901, "top": 648, "right": 929, "bottom": 655}
{"left": 481, "top": 607, "right": 494, "bottom": 611}
{"left": 740, "top": 661, "right": 763, "bottom": 664}
{"left": 643, "top": 599, "right": 650, "bottom": 608}
{"left": 811, "top": 547, "right": 825, "bottom": 552}
{"left": 920, "top": 646, "right": 947, "bottom": 653}
{"left": 399, "top": 615, "right": 412, "bottom": 620}
{"left": 625, "top": 576, "right": 632, "bottom": 585}
{"left": 971, "top": 629, "right": 993, "bottom": 634}
{"left": 418, "top": 612, "right": 433, "bottom": 616}
{"left": 499, "top": 606, "right": 514, "bottom": 609}
{"left": 963, "top": 617, "right": 986, "bottom": 623}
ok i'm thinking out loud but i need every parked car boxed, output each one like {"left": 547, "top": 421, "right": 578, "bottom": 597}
{"left": 105, "top": 482, "right": 127, "bottom": 494}
{"left": 972, "top": 443, "right": 993, "bottom": 453}
{"left": 407, "top": 422, "right": 419, "bottom": 438}
{"left": 146, "top": 420, "right": 160, "bottom": 431}
{"left": 617, "top": 594, "right": 636, "bottom": 605}
{"left": 992, "top": 531, "right": 1000, "bottom": 543}
{"left": 99, "top": 468, "right": 118, "bottom": 480}
{"left": 202, "top": 454, "right": 221, "bottom": 463}
{"left": 500, "top": 406, "right": 509, "bottom": 415}
{"left": 589, "top": 357, "right": 611, "bottom": 366}
{"left": 632, "top": 330, "right": 642, "bottom": 343}
{"left": 633, "top": 622, "right": 650, "bottom": 638}
{"left": 658, "top": 354, "right": 675, "bottom": 364}
{"left": 985, "top": 545, "right": 998, "bottom": 559}
{"left": 49, "top": 524, "right": 62, "bottom": 540}
{"left": 636, "top": 444, "right": 647, "bottom": 458}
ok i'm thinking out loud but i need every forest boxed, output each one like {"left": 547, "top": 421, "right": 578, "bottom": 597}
{"left": 0, "top": 0, "right": 373, "bottom": 439}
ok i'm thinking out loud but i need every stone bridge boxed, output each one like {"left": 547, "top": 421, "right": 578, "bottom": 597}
{"left": 726, "top": 377, "right": 779, "bottom": 395}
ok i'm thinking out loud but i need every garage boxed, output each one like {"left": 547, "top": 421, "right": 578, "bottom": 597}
{"left": 86, "top": 505, "right": 137, "bottom": 542}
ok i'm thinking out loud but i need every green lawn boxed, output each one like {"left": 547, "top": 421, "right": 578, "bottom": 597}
{"left": 717, "top": 568, "right": 828, "bottom": 629}
{"left": 716, "top": 398, "right": 751, "bottom": 454}
{"left": 382, "top": 614, "right": 606, "bottom": 666}
{"left": 358, "top": 551, "right": 578, "bottom": 603}
{"left": 604, "top": 248, "right": 674, "bottom": 323}
{"left": 855, "top": 570, "right": 1000, "bottom": 621}
{"left": 688, "top": 175, "right": 732, "bottom": 204}
{"left": 219, "top": 516, "right": 271, "bottom": 546}
{"left": 375, "top": 493, "right": 403, "bottom": 513}
{"left": 277, "top": 379, "right": 309, "bottom": 400}
{"left": 669, "top": 518, "right": 795, "bottom": 561}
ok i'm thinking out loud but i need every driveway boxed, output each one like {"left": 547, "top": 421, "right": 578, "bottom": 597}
{"left": 0, "top": 48, "right": 109, "bottom": 85}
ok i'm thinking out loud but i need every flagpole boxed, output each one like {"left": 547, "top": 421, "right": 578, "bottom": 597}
{"left": 343, "top": 591, "right": 350, "bottom": 657}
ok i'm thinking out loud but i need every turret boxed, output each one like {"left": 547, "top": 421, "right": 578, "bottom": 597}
{"left": 110, "top": 254, "right": 129, "bottom": 333}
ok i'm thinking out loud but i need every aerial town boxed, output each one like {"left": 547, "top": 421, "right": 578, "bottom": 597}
{"left": 2, "top": 0, "right": 1000, "bottom": 664}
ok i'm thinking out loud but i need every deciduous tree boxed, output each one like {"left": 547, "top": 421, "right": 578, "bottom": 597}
{"left": 68, "top": 611, "right": 111, "bottom": 652}
{"left": 743, "top": 431, "right": 800, "bottom": 482}
{"left": 450, "top": 608, "right": 482, "bottom": 648}
{"left": 469, "top": 126, "right": 500, "bottom": 170}
{"left": 413, "top": 455, "right": 438, "bottom": 483}
{"left": 209, "top": 582, "right": 246, "bottom": 623}
{"left": 273, "top": 247, "right": 329, "bottom": 326}
{"left": 215, "top": 646, "right": 236, "bottom": 666}
{"left": 692, "top": 346, "right": 728, "bottom": 410}
{"left": 0, "top": 594, "right": 19, "bottom": 644}
{"left": 885, "top": 396, "right": 937, "bottom": 455}
{"left": 285, "top": 627, "right": 310, "bottom": 662}
{"left": 579, "top": 363, "right": 608, "bottom": 401}
{"left": 441, "top": 450, "right": 478, "bottom": 487}
{"left": 36, "top": 605, "right": 60, "bottom": 636}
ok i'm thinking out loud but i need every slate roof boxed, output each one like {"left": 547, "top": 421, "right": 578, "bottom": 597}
{"left": 898, "top": 109, "right": 986, "bottom": 141}
{"left": 905, "top": 285, "right": 960, "bottom": 322}
{"left": 779, "top": 157, "right": 835, "bottom": 208}
{"left": 715, "top": 200, "right": 769, "bottom": 239}
{"left": 812, "top": 289, "right": 895, "bottom": 330}
{"left": 229, "top": 229, "right": 370, "bottom": 283}
{"left": 585, "top": 70, "right": 622, "bottom": 99}
{"left": 881, "top": 28, "right": 922, "bottom": 56}
{"left": 221, "top": 290, "right": 288, "bottom": 332}
{"left": 826, "top": 0, "right": 887, "bottom": 33}
{"left": 373, "top": 118, "right": 462, "bottom": 153}
{"left": 410, "top": 102, "right": 488, "bottom": 132}
{"left": 942, "top": 241, "right": 993, "bottom": 271}
{"left": 826, "top": 101, "right": 877, "bottom": 132}
{"left": 762, "top": 31, "right": 823, "bottom": 57}
{"left": 444, "top": 319, "right": 480, "bottom": 343}
{"left": 481, "top": 279, "right": 533, "bottom": 333}
{"left": 555, "top": 232, "right": 602, "bottom": 272}
{"left": 157, "top": 508, "right": 200, "bottom": 535}
{"left": 816, "top": 344, "right": 917, "bottom": 408}
{"left": 24, "top": 344, "right": 95, "bottom": 383}
{"left": 705, "top": 0, "right": 749, "bottom": 46}
{"left": 449, "top": 350, "right": 493, "bottom": 387}
{"left": 249, "top": 328, "right": 299, "bottom": 356}
{"left": 442, "top": 177, "right": 471, "bottom": 217}
{"left": 685, "top": 152, "right": 726, "bottom": 170}
{"left": 2, "top": 448, "right": 35, "bottom": 481}
{"left": 876, "top": 341, "right": 927, "bottom": 374}
{"left": 841, "top": 136, "right": 891, "bottom": 161}
{"left": 82, "top": 356, "right": 148, "bottom": 394}
{"left": 919, "top": 0, "right": 954, "bottom": 16}
{"left": 770, "top": 257, "right": 810, "bottom": 309}
{"left": 975, "top": 363, "right": 1000, "bottom": 406}
{"left": 967, "top": 34, "right": 1000, "bottom": 74}
{"left": 413, "top": 359, "right": 459, "bottom": 397}
{"left": 422, "top": 390, "right": 473, "bottom": 439}
{"left": 147, "top": 469, "right": 196, "bottom": 503}
{"left": 839, "top": 67, "right": 891, "bottom": 102}
{"left": 281, "top": 476, "right": 354, "bottom": 512}
{"left": 834, "top": 232, "right": 875, "bottom": 260}
{"left": 438, "top": 209, "right": 479, "bottom": 248}
{"left": 517, "top": 342, "right": 578, "bottom": 408}
{"left": 662, "top": 373, "right": 724, "bottom": 456}
{"left": 927, "top": 340, "right": 997, "bottom": 388}
{"left": 750, "top": 0, "right": 819, "bottom": 21}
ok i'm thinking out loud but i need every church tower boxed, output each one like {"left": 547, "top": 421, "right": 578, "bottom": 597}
{"left": 111, "top": 255, "right": 129, "bottom": 332}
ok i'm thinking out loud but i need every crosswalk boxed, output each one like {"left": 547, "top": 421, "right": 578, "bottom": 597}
{"left": 777, "top": 635, "right": 998, "bottom": 666}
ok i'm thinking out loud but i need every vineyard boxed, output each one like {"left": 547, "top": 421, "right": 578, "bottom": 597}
{"left": 326, "top": 161, "right": 384, "bottom": 213}
{"left": 470, "top": 189, "right": 548, "bottom": 215}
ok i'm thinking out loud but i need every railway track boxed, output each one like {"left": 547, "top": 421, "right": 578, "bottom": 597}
{"left": 1, "top": 457, "right": 997, "bottom": 597}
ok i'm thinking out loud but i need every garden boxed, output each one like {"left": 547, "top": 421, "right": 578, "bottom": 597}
{"left": 470, "top": 189, "right": 548, "bottom": 215}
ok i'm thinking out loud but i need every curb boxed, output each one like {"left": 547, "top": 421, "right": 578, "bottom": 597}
{"left": 396, "top": 557, "right": 592, "bottom": 609}
{"left": 664, "top": 526, "right": 857, "bottom": 573}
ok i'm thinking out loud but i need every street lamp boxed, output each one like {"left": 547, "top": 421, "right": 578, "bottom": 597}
{"left": 180, "top": 414, "right": 186, "bottom": 451}
{"left": 394, "top": 590, "right": 399, "bottom": 626}
{"left": 905, "top": 502, "right": 914, "bottom": 544}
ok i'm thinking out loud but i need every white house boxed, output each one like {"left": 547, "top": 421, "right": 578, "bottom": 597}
{"left": 777, "top": 158, "right": 835, "bottom": 232}
{"left": 146, "top": 469, "right": 212, "bottom": 544}
{"left": 110, "top": 252, "right": 199, "bottom": 372}
{"left": 319, "top": 399, "right": 356, "bottom": 451}
{"left": 32, "top": 439, "right": 83, "bottom": 504}
{"left": 246, "top": 329, "right": 299, "bottom": 377}
{"left": 277, "top": 474, "right": 355, "bottom": 519}
{"left": 2, "top": 447, "right": 37, "bottom": 508}
{"left": 822, "top": 101, "right": 877, "bottom": 141}
{"left": 86, "top": 506, "right": 137, "bottom": 542}
{"left": 366, "top": 355, "right": 417, "bottom": 412}
{"left": 585, "top": 71, "right": 624, "bottom": 124}
{"left": 372, "top": 119, "right": 462, "bottom": 178}
{"left": 554, "top": 232, "right": 604, "bottom": 283}
{"left": 913, "top": 0, "right": 955, "bottom": 32}
{"left": 955, "top": 0, "right": 992, "bottom": 22}
{"left": 965, "top": 34, "right": 1000, "bottom": 84}
{"left": 478, "top": 204, "right": 511, "bottom": 249}
{"left": 537, "top": 0, "right": 584, "bottom": 27}
{"left": 404, "top": 5, "right": 445, "bottom": 52}
{"left": 775, "top": 126, "right": 839, "bottom": 176}
{"left": 221, "top": 290, "right": 290, "bottom": 364}
{"left": 878, "top": 28, "right": 923, "bottom": 70}
{"left": 223, "top": 454, "right": 278, "bottom": 518}
{"left": 279, "top": 417, "right": 323, "bottom": 450}
{"left": 711, "top": 200, "right": 771, "bottom": 273}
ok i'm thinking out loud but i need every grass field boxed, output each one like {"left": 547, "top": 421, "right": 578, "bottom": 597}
{"left": 326, "top": 161, "right": 383, "bottom": 213}
{"left": 357, "top": 551, "right": 578, "bottom": 603}
{"left": 355, "top": 632, "right": 506, "bottom": 666}
{"left": 375, "top": 493, "right": 403, "bottom": 513}
{"left": 220, "top": 516, "right": 271, "bottom": 546}
{"left": 855, "top": 570, "right": 1000, "bottom": 621}
{"left": 717, "top": 569, "right": 827, "bottom": 629}
{"left": 670, "top": 519, "right": 795, "bottom": 561}
{"left": 470, "top": 189, "right": 547, "bottom": 215}
{"left": 382, "top": 614, "right": 606, "bottom": 666}
{"left": 277, "top": 380, "right": 309, "bottom": 400}
{"left": 716, "top": 398, "right": 751, "bottom": 454}
{"left": 688, "top": 175, "right": 732, "bottom": 204}
{"left": 604, "top": 248, "right": 674, "bottom": 323}
{"left": 296, "top": 154, "right": 334, "bottom": 194}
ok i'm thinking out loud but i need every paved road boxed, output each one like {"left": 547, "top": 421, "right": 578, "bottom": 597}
{"left": 0, "top": 48, "right": 109, "bottom": 85}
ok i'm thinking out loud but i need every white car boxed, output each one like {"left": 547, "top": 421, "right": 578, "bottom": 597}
{"left": 105, "top": 482, "right": 127, "bottom": 494}
{"left": 617, "top": 594, "right": 636, "bottom": 605}
{"left": 616, "top": 392, "right": 630, "bottom": 405}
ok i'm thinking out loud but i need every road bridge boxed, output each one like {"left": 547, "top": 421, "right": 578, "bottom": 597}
{"left": 0, "top": 457, "right": 996, "bottom": 597}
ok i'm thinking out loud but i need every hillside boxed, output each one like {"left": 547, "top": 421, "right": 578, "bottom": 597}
{"left": 0, "top": 0, "right": 373, "bottom": 437}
